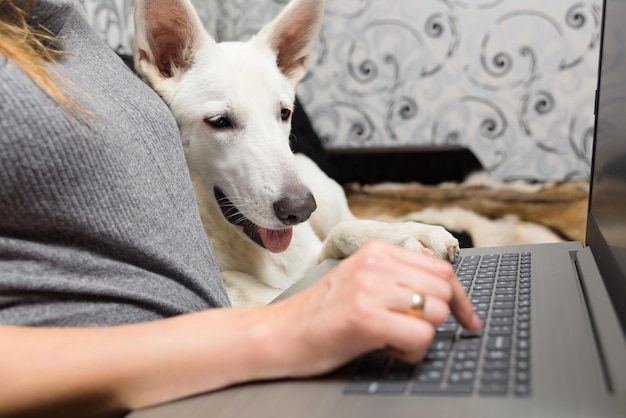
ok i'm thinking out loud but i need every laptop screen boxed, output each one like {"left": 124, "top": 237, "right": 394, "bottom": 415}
{"left": 587, "top": 0, "right": 626, "bottom": 334}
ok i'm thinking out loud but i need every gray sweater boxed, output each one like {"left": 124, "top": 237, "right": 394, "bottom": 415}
{"left": 0, "top": 0, "right": 230, "bottom": 326}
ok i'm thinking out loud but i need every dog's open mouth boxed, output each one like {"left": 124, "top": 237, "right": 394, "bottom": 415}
{"left": 214, "top": 187, "right": 293, "bottom": 253}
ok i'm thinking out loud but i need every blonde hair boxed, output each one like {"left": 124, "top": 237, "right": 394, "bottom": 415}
{"left": 0, "top": 0, "right": 77, "bottom": 111}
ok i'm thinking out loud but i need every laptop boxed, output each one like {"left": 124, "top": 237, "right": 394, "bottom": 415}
{"left": 128, "top": 0, "right": 626, "bottom": 416}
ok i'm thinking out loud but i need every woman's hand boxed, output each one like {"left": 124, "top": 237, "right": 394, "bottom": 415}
{"left": 269, "top": 240, "right": 481, "bottom": 377}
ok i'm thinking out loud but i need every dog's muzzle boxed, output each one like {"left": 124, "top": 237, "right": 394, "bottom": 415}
{"left": 214, "top": 187, "right": 315, "bottom": 253}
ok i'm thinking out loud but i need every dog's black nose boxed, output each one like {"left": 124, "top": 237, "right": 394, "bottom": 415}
{"left": 273, "top": 192, "right": 317, "bottom": 225}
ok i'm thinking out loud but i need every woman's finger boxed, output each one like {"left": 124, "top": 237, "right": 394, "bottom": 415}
{"left": 383, "top": 243, "right": 481, "bottom": 331}
{"left": 361, "top": 307, "right": 436, "bottom": 363}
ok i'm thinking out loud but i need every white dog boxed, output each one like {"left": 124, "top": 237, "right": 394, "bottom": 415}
{"left": 133, "top": 0, "right": 460, "bottom": 307}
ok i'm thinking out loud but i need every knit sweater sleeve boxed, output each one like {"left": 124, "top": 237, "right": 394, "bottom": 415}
{"left": 0, "top": 3, "right": 230, "bottom": 327}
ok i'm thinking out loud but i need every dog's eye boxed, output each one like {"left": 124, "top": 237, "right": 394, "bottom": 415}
{"left": 204, "top": 116, "right": 233, "bottom": 129}
{"left": 280, "top": 108, "right": 292, "bottom": 121}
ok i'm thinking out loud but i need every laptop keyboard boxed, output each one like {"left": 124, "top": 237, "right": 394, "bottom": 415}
{"left": 344, "top": 252, "right": 532, "bottom": 397}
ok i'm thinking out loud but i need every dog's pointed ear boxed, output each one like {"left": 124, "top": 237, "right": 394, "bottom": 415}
{"left": 256, "top": 0, "right": 325, "bottom": 87}
{"left": 133, "top": 0, "right": 213, "bottom": 91}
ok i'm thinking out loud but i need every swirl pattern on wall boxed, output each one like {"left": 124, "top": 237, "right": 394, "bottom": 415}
{"left": 80, "top": 0, "right": 602, "bottom": 182}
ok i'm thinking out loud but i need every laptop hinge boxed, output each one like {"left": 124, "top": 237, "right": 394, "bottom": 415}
{"left": 571, "top": 247, "right": 626, "bottom": 395}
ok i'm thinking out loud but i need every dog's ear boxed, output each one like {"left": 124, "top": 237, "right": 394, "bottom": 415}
{"left": 133, "top": 0, "right": 213, "bottom": 92}
{"left": 256, "top": 0, "right": 325, "bottom": 87}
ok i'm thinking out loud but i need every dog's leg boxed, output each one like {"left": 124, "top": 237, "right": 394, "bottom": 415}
{"left": 294, "top": 154, "right": 459, "bottom": 262}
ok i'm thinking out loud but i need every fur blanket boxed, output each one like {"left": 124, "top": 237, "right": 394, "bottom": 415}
{"left": 345, "top": 172, "right": 589, "bottom": 248}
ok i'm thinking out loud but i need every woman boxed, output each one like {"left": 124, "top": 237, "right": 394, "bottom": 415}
{"left": 0, "top": 0, "right": 480, "bottom": 416}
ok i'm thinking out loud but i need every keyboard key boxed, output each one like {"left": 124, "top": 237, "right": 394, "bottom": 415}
{"left": 451, "top": 360, "right": 478, "bottom": 371}
{"left": 481, "top": 370, "right": 509, "bottom": 382}
{"left": 515, "top": 370, "right": 530, "bottom": 384}
{"left": 515, "top": 383, "right": 531, "bottom": 397}
{"left": 419, "top": 359, "right": 446, "bottom": 371}
{"left": 454, "top": 350, "right": 480, "bottom": 361}
{"left": 448, "top": 370, "right": 476, "bottom": 383}
{"left": 415, "top": 370, "right": 444, "bottom": 383}
{"left": 425, "top": 350, "right": 450, "bottom": 361}
{"left": 483, "top": 360, "right": 510, "bottom": 371}
{"left": 471, "top": 289, "right": 492, "bottom": 297}
{"left": 453, "top": 338, "right": 482, "bottom": 350}
{"left": 436, "top": 323, "right": 458, "bottom": 333}
{"left": 493, "top": 301, "right": 515, "bottom": 309}
{"left": 479, "top": 382, "right": 508, "bottom": 395}
{"left": 384, "top": 370, "right": 412, "bottom": 382}
{"left": 496, "top": 276, "right": 517, "bottom": 282}
{"left": 487, "top": 336, "right": 512, "bottom": 350}
{"left": 473, "top": 283, "right": 493, "bottom": 290}
{"left": 495, "top": 288, "right": 516, "bottom": 295}
{"left": 491, "top": 309, "right": 514, "bottom": 317}
{"left": 477, "top": 273, "right": 496, "bottom": 279}
{"left": 485, "top": 350, "right": 510, "bottom": 361}
{"left": 489, "top": 325, "right": 513, "bottom": 336}
{"left": 431, "top": 340, "right": 452, "bottom": 351}
{"left": 491, "top": 317, "right": 514, "bottom": 326}
{"left": 412, "top": 382, "right": 473, "bottom": 395}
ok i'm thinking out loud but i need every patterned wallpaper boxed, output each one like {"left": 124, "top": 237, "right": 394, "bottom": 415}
{"left": 81, "top": 0, "right": 602, "bottom": 182}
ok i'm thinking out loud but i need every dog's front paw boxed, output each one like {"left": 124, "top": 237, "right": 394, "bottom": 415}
{"left": 399, "top": 222, "right": 460, "bottom": 261}
{"left": 321, "top": 220, "right": 460, "bottom": 262}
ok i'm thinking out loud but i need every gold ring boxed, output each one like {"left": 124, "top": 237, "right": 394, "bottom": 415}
{"left": 408, "top": 292, "right": 426, "bottom": 317}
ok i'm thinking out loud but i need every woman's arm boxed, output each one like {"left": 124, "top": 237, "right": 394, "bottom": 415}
{"left": 0, "top": 307, "right": 278, "bottom": 417}
{"left": 0, "top": 241, "right": 479, "bottom": 417}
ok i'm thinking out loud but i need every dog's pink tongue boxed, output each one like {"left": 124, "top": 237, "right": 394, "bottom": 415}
{"left": 258, "top": 227, "right": 293, "bottom": 253}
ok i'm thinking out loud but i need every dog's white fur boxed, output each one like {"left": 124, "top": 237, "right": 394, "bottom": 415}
{"left": 133, "top": 0, "right": 460, "bottom": 307}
